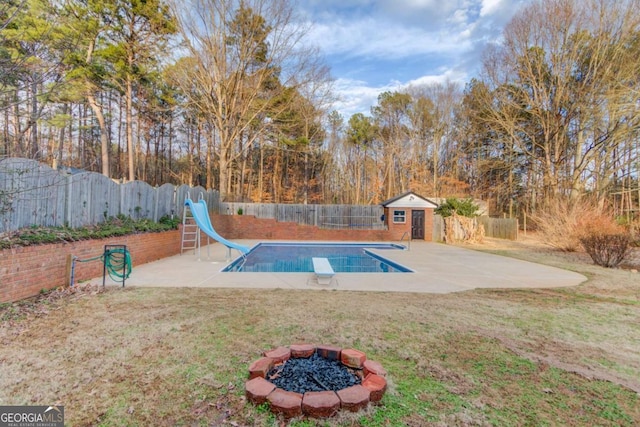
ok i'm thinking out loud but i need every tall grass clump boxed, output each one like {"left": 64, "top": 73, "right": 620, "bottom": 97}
{"left": 531, "top": 196, "right": 612, "bottom": 252}
{"left": 532, "top": 196, "right": 632, "bottom": 267}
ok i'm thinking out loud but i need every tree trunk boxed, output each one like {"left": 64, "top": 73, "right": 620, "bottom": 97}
{"left": 87, "top": 94, "right": 110, "bottom": 177}
{"left": 126, "top": 74, "right": 135, "bottom": 181}
{"left": 14, "top": 90, "right": 23, "bottom": 156}
{"left": 52, "top": 104, "right": 68, "bottom": 170}
{"left": 258, "top": 137, "right": 264, "bottom": 202}
{"left": 29, "top": 78, "right": 39, "bottom": 159}
{"left": 168, "top": 114, "right": 173, "bottom": 179}
{"left": 219, "top": 156, "right": 229, "bottom": 201}
{"left": 3, "top": 106, "right": 9, "bottom": 156}
{"left": 206, "top": 126, "right": 214, "bottom": 189}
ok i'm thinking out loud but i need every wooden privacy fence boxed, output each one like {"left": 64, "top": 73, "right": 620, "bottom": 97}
{"left": 219, "top": 202, "right": 386, "bottom": 229}
{"left": 432, "top": 215, "right": 518, "bottom": 241}
{"left": 477, "top": 216, "right": 518, "bottom": 240}
{"left": 0, "top": 158, "right": 219, "bottom": 233}
{"left": 0, "top": 158, "right": 384, "bottom": 233}
{"left": 2, "top": 158, "right": 518, "bottom": 238}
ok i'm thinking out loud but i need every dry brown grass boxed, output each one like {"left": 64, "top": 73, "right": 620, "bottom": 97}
{"left": 530, "top": 196, "right": 623, "bottom": 252}
{"left": 1, "top": 235, "right": 639, "bottom": 426}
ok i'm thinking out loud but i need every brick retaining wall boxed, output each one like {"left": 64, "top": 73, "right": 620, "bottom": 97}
{"left": 1, "top": 212, "right": 430, "bottom": 303}
{"left": 0, "top": 230, "right": 180, "bottom": 303}
{"left": 209, "top": 214, "right": 410, "bottom": 241}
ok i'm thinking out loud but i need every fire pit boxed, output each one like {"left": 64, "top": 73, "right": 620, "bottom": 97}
{"left": 245, "top": 344, "right": 387, "bottom": 419}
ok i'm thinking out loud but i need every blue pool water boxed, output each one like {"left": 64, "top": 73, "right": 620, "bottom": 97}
{"left": 222, "top": 243, "right": 412, "bottom": 273}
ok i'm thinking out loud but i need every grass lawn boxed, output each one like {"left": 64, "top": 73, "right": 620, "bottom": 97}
{"left": 1, "top": 237, "right": 639, "bottom": 426}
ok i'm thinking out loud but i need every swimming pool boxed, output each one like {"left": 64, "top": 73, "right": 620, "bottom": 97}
{"left": 222, "top": 243, "right": 412, "bottom": 273}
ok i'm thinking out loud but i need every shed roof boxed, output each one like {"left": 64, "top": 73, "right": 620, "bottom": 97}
{"left": 380, "top": 191, "right": 438, "bottom": 208}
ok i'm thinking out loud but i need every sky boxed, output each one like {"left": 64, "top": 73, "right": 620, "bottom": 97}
{"left": 297, "top": 0, "right": 533, "bottom": 119}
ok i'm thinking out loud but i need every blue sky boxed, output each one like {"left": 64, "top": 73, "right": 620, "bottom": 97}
{"left": 297, "top": 0, "right": 532, "bottom": 118}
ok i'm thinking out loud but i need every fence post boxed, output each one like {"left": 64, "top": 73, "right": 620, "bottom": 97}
{"left": 65, "top": 174, "right": 72, "bottom": 227}
{"left": 120, "top": 182, "right": 125, "bottom": 218}
{"left": 153, "top": 186, "right": 159, "bottom": 222}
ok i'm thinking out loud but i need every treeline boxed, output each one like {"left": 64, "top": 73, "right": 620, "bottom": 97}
{"left": 1, "top": 0, "right": 639, "bottom": 218}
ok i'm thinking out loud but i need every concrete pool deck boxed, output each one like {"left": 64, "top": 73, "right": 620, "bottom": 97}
{"left": 89, "top": 240, "right": 587, "bottom": 293}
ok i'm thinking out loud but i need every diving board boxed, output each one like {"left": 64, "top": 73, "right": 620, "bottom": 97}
{"left": 184, "top": 198, "right": 250, "bottom": 255}
{"left": 312, "top": 257, "right": 335, "bottom": 285}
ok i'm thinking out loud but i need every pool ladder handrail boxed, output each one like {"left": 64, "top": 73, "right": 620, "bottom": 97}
{"left": 400, "top": 231, "right": 411, "bottom": 251}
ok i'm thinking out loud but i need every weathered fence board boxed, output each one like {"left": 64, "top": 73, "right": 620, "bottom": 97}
{"left": 433, "top": 215, "right": 444, "bottom": 241}
{"left": 121, "top": 181, "right": 156, "bottom": 220}
{"left": 218, "top": 202, "right": 385, "bottom": 229}
{"left": 176, "top": 185, "right": 218, "bottom": 219}
{"left": 0, "top": 158, "right": 67, "bottom": 230}
{"left": 175, "top": 184, "right": 192, "bottom": 219}
{"left": 1, "top": 158, "right": 181, "bottom": 232}
{"left": 68, "top": 172, "right": 120, "bottom": 228}
{"left": 478, "top": 216, "right": 518, "bottom": 240}
{"left": 156, "top": 183, "right": 177, "bottom": 221}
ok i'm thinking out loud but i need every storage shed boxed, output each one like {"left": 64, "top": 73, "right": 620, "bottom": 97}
{"left": 381, "top": 191, "right": 438, "bottom": 241}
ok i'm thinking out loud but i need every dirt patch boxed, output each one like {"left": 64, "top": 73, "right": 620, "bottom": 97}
{"left": 0, "top": 234, "right": 639, "bottom": 426}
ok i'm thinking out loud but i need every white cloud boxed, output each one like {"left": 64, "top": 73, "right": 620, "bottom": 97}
{"left": 331, "top": 77, "right": 396, "bottom": 117}
{"left": 331, "top": 68, "right": 467, "bottom": 118}
{"left": 480, "top": 0, "right": 504, "bottom": 16}
{"left": 296, "top": 0, "right": 533, "bottom": 118}
{"left": 449, "top": 8, "right": 471, "bottom": 25}
{"left": 402, "top": 0, "right": 438, "bottom": 7}
{"left": 405, "top": 69, "right": 468, "bottom": 87}
{"left": 306, "top": 17, "right": 473, "bottom": 60}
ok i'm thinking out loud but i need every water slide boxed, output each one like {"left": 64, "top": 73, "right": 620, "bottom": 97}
{"left": 185, "top": 198, "right": 250, "bottom": 254}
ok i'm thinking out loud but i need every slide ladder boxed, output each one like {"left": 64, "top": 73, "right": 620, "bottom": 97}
{"left": 181, "top": 204, "right": 200, "bottom": 255}
{"left": 183, "top": 197, "right": 250, "bottom": 258}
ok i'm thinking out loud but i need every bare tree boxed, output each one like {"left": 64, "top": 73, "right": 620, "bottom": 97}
{"left": 371, "top": 91, "right": 411, "bottom": 200}
{"left": 170, "top": 0, "right": 328, "bottom": 200}
{"left": 479, "top": 0, "right": 640, "bottom": 208}
{"left": 409, "top": 82, "right": 461, "bottom": 197}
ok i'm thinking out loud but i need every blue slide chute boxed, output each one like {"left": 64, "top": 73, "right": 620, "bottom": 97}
{"left": 185, "top": 198, "right": 250, "bottom": 254}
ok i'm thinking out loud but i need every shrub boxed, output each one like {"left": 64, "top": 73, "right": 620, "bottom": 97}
{"left": 0, "top": 216, "right": 179, "bottom": 249}
{"left": 159, "top": 215, "right": 180, "bottom": 229}
{"left": 531, "top": 196, "right": 615, "bottom": 252}
{"left": 579, "top": 232, "right": 631, "bottom": 268}
{"left": 435, "top": 198, "right": 479, "bottom": 218}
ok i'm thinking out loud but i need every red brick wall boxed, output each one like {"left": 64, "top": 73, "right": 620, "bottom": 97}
{"left": 0, "top": 230, "right": 180, "bottom": 303}
{"left": 384, "top": 207, "right": 411, "bottom": 238}
{"left": 210, "top": 214, "right": 411, "bottom": 241}
{"left": 1, "top": 211, "right": 435, "bottom": 303}
{"left": 383, "top": 207, "right": 434, "bottom": 241}
{"left": 424, "top": 209, "right": 434, "bottom": 240}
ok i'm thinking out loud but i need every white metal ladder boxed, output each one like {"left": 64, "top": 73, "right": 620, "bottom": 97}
{"left": 181, "top": 200, "right": 200, "bottom": 256}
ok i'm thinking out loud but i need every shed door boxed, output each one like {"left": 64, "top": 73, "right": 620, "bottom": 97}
{"left": 411, "top": 210, "right": 425, "bottom": 240}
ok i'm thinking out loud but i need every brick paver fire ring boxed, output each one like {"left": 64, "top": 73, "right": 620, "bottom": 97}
{"left": 246, "top": 344, "right": 387, "bottom": 419}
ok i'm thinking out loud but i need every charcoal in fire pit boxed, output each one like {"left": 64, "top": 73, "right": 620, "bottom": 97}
{"left": 266, "top": 353, "right": 361, "bottom": 394}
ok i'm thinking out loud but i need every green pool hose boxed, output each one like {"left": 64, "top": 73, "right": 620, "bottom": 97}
{"left": 73, "top": 247, "right": 132, "bottom": 284}
{"left": 103, "top": 248, "right": 132, "bottom": 282}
